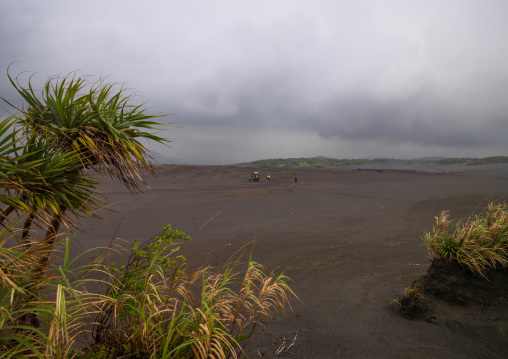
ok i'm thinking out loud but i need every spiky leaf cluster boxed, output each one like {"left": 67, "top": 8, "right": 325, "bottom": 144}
{"left": 8, "top": 72, "right": 167, "bottom": 193}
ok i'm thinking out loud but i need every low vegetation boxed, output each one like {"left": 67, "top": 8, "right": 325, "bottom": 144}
{"left": 237, "top": 157, "right": 388, "bottom": 168}
{"left": 434, "top": 156, "right": 508, "bottom": 165}
{"left": 0, "top": 226, "right": 295, "bottom": 358}
{"left": 393, "top": 283, "right": 428, "bottom": 316}
{"left": 396, "top": 202, "right": 508, "bottom": 315}
{"left": 422, "top": 202, "right": 508, "bottom": 275}
{"left": 0, "top": 71, "right": 295, "bottom": 358}
{"left": 237, "top": 156, "right": 508, "bottom": 168}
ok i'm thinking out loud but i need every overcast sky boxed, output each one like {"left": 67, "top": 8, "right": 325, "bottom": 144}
{"left": 1, "top": 0, "right": 507, "bottom": 164}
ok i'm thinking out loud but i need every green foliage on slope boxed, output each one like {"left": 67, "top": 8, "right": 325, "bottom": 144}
{"left": 238, "top": 157, "right": 389, "bottom": 168}
{"left": 237, "top": 156, "right": 508, "bottom": 168}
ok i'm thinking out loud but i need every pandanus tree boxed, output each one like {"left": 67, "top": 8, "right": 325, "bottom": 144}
{"left": 1, "top": 72, "right": 167, "bottom": 263}
{"left": 0, "top": 122, "right": 100, "bottom": 243}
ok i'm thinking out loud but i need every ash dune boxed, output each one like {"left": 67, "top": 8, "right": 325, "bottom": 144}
{"left": 73, "top": 163, "right": 508, "bottom": 358}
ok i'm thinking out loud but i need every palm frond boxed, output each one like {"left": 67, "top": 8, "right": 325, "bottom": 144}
{"left": 9, "top": 72, "right": 169, "bottom": 193}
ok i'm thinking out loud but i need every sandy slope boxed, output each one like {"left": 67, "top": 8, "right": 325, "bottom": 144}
{"left": 72, "top": 163, "right": 508, "bottom": 358}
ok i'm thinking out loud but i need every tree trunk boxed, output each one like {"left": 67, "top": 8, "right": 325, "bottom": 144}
{"left": 0, "top": 205, "right": 16, "bottom": 227}
{"left": 37, "top": 205, "right": 66, "bottom": 270}
{"left": 21, "top": 211, "right": 35, "bottom": 250}
{"left": 0, "top": 194, "right": 28, "bottom": 227}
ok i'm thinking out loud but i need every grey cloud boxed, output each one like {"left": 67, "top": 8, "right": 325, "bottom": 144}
{"left": 1, "top": 1, "right": 508, "bottom": 163}
{"left": 314, "top": 81, "right": 508, "bottom": 147}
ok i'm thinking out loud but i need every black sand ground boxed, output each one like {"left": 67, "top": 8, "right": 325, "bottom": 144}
{"left": 71, "top": 162, "right": 508, "bottom": 358}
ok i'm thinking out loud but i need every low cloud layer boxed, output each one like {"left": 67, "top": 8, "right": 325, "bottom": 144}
{"left": 1, "top": 0, "right": 507, "bottom": 164}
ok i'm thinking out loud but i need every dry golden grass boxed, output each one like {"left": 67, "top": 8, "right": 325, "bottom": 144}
{"left": 0, "top": 225, "right": 296, "bottom": 358}
{"left": 423, "top": 201, "right": 508, "bottom": 275}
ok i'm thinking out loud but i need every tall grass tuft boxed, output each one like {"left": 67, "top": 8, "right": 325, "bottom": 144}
{"left": 0, "top": 227, "right": 110, "bottom": 358}
{"left": 0, "top": 225, "right": 296, "bottom": 358}
{"left": 423, "top": 201, "right": 508, "bottom": 275}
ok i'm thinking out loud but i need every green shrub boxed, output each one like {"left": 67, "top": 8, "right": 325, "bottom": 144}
{"left": 0, "top": 225, "right": 295, "bottom": 358}
{"left": 423, "top": 202, "right": 508, "bottom": 275}
{"left": 393, "top": 283, "right": 428, "bottom": 315}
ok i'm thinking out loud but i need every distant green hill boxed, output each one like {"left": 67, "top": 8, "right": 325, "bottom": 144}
{"left": 235, "top": 157, "right": 389, "bottom": 168}
{"left": 435, "top": 156, "right": 508, "bottom": 165}
{"left": 234, "top": 156, "right": 508, "bottom": 168}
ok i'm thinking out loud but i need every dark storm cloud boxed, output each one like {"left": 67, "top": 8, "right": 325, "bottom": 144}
{"left": 1, "top": 0, "right": 508, "bottom": 163}
{"left": 314, "top": 83, "right": 508, "bottom": 148}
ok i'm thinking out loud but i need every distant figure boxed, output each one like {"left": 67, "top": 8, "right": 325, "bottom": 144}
{"left": 294, "top": 178, "right": 297, "bottom": 184}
